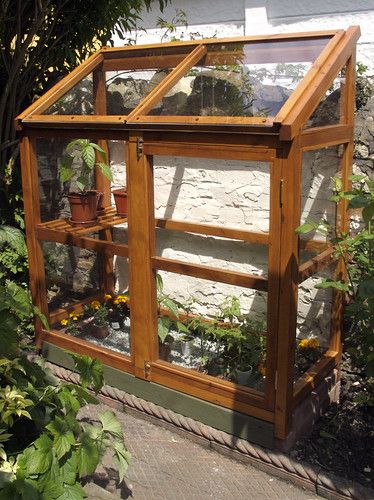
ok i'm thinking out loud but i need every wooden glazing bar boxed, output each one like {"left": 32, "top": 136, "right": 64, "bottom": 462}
{"left": 275, "top": 31, "right": 344, "bottom": 124}
{"left": 102, "top": 54, "right": 189, "bottom": 72}
{"left": 101, "top": 30, "right": 339, "bottom": 55}
{"left": 128, "top": 45, "right": 207, "bottom": 120}
{"left": 274, "top": 138, "right": 302, "bottom": 440}
{"left": 22, "top": 115, "right": 127, "bottom": 126}
{"left": 20, "top": 136, "right": 49, "bottom": 348}
{"left": 41, "top": 329, "right": 134, "bottom": 374}
{"left": 144, "top": 142, "right": 275, "bottom": 161}
{"left": 278, "top": 26, "right": 360, "bottom": 140}
{"left": 131, "top": 115, "right": 274, "bottom": 127}
{"left": 298, "top": 247, "right": 335, "bottom": 283}
{"left": 127, "top": 134, "right": 158, "bottom": 378}
{"left": 152, "top": 256, "right": 268, "bottom": 291}
{"left": 36, "top": 227, "right": 129, "bottom": 257}
{"left": 263, "top": 158, "right": 282, "bottom": 409}
{"left": 16, "top": 52, "right": 103, "bottom": 123}
{"left": 26, "top": 128, "right": 130, "bottom": 141}
{"left": 156, "top": 218, "right": 269, "bottom": 244}
{"left": 292, "top": 350, "right": 338, "bottom": 408}
{"left": 300, "top": 124, "right": 352, "bottom": 150}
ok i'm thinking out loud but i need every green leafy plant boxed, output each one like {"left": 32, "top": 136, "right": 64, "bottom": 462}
{"left": 0, "top": 283, "right": 130, "bottom": 498}
{"left": 296, "top": 174, "right": 374, "bottom": 404}
{"left": 156, "top": 274, "right": 185, "bottom": 344}
{"left": 60, "top": 139, "right": 112, "bottom": 193}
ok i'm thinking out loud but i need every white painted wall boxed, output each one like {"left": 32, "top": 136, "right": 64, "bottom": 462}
{"left": 109, "top": 1, "right": 374, "bottom": 343}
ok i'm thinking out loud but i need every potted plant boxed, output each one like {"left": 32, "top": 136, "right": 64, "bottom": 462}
{"left": 60, "top": 311, "right": 82, "bottom": 336}
{"left": 87, "top": 300, "right": 110, "bottom": 339}
{"left": 105, "top": 292, "right": 129, "bottom": 329}
{"left": 60, "top": 139, "right": 112, "bottom": 224}
{"left": 235, "top": 317, "right": 266, "bottom": 386}
{"left": 112, "top": 188, "right": 128, "bottom": 216}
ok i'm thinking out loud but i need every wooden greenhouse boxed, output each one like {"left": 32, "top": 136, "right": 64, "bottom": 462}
{"left": 16, "top": 27, "right": 360, "bottom": 448}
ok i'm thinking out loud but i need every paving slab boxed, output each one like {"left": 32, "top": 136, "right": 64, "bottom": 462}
{"left": 81, "top": 404, "right": 319, "bottom": 500}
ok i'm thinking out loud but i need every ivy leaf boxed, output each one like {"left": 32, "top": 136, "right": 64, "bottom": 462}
{"left": 81, "top": 144, "right": 95, "bottom": 169}
{"left": 112, "top": 442, "right": 131, "bottom": 482}
{"left": 56, "top": 483, "right": 85, "bottom": 500}
{"left": 68, "top": 353, "right": 104, "bottom": 393}
{"left": 77, "top": 434, "right": 100, "bottom": 477}
{"left": 99, "top": 411, "right": 122, "bottom": 439}
{"left": 97, "top": 162, "right": 113, "bottom": 181}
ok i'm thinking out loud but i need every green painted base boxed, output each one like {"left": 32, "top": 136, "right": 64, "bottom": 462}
{"left": 42, "top": 342, "right": 274, "bottom": 449}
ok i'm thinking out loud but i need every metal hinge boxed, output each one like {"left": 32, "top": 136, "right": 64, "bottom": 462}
{"left": 136, "top": 137, "right": 143, "bottom": 161}
{"left": 144, "top": 360, "right": 151, "bottom": 378}
{"left": 279, "top": 179, "right": 284, "bottom": 207}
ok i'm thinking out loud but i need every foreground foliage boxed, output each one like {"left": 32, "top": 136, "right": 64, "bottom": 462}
{"left": 0, "top": 227, "right": 131, "bottom": 499}
{"left": 297, "top": 174, "right": 374, "bottom": 404}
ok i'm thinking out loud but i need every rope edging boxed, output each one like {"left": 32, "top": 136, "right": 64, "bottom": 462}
{"left": 47, "top": 362, "right": 373, "bottom": 500}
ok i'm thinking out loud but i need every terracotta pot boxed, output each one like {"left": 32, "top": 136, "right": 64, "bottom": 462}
{"left": 91, "top": 324, "right": 109, "bottom": 339}
{"left": 67, "top": 190, "right": 98, "bottom": 224}
{"left": 112, "top": 188, "right": 128, "bottom": 216}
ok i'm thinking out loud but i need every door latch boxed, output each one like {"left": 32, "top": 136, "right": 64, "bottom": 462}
{"left": 144, "top": 360, "right": 151, "bottom": 378}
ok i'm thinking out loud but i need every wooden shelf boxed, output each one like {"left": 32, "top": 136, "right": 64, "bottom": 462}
{"left": 36, "top": 207, "right": 127, "bottom": 236}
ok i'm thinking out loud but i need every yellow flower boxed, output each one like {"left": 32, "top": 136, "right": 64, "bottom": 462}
{"left": 258, "top": 363, "right": 266, "bottom": 376}
{"left": 113, "top": 298, "right": 119, "bottom": 305}
{"left": 61, "top": 319, "right": 68, "bottom": 326}
{"left": 299, "top": 337, "right": 320, "bottom": 349}
{"left": 69, "top": 312, "right": 75, "bottom": 318}
{"left": 104, "top": 294, "right": 112, "bottom": 301}
{"left": 72, "top": 316, "right": 79, "bottom": 321}
{"left": 90, "top": 300, "right": 101, "bottom": 310}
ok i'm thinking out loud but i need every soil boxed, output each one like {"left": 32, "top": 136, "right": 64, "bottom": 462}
{"left": 291, "top": 354, "right": 374, "bottom": 489}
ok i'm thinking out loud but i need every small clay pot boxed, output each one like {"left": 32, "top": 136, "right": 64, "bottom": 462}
{"left": 91, "top": 324, "right": 109, "bottom": 339}
{"left": 112, "top": 188, "right": 128, "bottom": 216}
{"left": 68, "top": 190, "right": 98, "bottom": 224}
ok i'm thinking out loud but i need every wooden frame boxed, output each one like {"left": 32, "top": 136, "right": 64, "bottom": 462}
{"left": 16, "top": 28, "right": 359, "bottom": 443}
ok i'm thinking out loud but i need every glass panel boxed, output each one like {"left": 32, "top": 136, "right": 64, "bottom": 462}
{"left": 156, "top": 271, "right": 268, "bottom": 392}
{"left": 295, "top": 267, "right": 333, "bottom": 381}
{"left": 156, "top": 229, "right": 268, "bottom": 276}
{"left": 44, "top": 242, "right": 131, "bottom": 357}
{"left": 299, "top": 145, "right": 343, "bottom": 262}
{"left": 44, "top": 75, "right": 94, "bottom": 115}
{"left": 304, "top": 67, "right": 346, "bottom": 128}
{"left": 153, "top": 156, "right": 271, "bottom": 232}
{"left": 147, "top": 37, "right": 330, "bottom": 117}
{"left": 36, "top": 139, "right": 127, "bottom": 223}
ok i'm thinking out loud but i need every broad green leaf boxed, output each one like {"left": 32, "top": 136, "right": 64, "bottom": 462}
{"left": 82, "top": 145, "right": 95, "bottom": 169}
{"left": 59, "top": 451, "right": 79, "bottom": 486}
{"left": 18, "top": 435, "right": 53, "bottom": 475}
{"left": 158, "top": 317, "right": 170, "bottom": 343}
{"left": 60, "top": 163, "right": 75, "bottom": 183}
{"left": 348, "top": 174, "right": 365, "bottom": 182}
{"left": 68, "top": 353, "right": 104, "bottom": 393}
{"left": 315, "top": 279, "right": 349, "bottom": 292}
{"left": 0, "top": 311, "right": 19, "bottom": 356}
{"left": 176, "top": 321, "right": 190, "bottom": 334}
{"left": 348, "top": 195, "right": 369, "bottom": 209}
{"left": 295, "top": 220, "right": 320, "bottom": 234}
{"left": 362, "top": 202, "right": 374, "bottom": 224}
{"left": 90, "top": 143, "right": 106, "bottom": 157}
{"left": 0, "top": 226, "right": 27, "bottom": 256}
{"left": 5, "top": 281, "right": 32, "bottom": 317}
{"left": 37, "top": 454, "right": 64, "bottom": 498}
{"left": 112, "top": 442, "right": 131, "bottom": 482}
{"left": 33, "top": 306, "right": 49, "bottom": 330}
{"left": 163, "top": 297, "right": 179, "bottom": 318}
{"left": 56, "top": 483, "right": 85, "bottom": 500}
{"left": 99, "top": 411, "right": 122, "bottom": 439}
{"left": 57, "top": 388, "right": 81, "bottom": 414}
{"left": 76, "top": 176, "right": 87, "bottom": 192}
{"left": 77, "top": 434, "right": 100, "bottom": 477}
{"left": 64, "top": 384, "right": 99, "bottom": 405}
{"left": 97, "top": 162, "right": 113, "bottom": 181}
{"left": 46, "top": 417, "right": 75, "bottom": 459}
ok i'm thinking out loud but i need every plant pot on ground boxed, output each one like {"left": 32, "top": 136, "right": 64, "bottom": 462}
{"left": 112, "top": 188, "right": 128, "bottom": 216}
{"left": 235, "top": 366, "right": 253, "bottom": 386}
{"left": 180, "top": 334, "right": 194, "bottom": 357}
{"left": 87, "top": 300, "right": 110, "bottom": 339}
{"left": 60, "top": 139, "right": 112, "bottom": 224}
{"left": 158, "top": 334, "right": 174, "bottom": 362}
